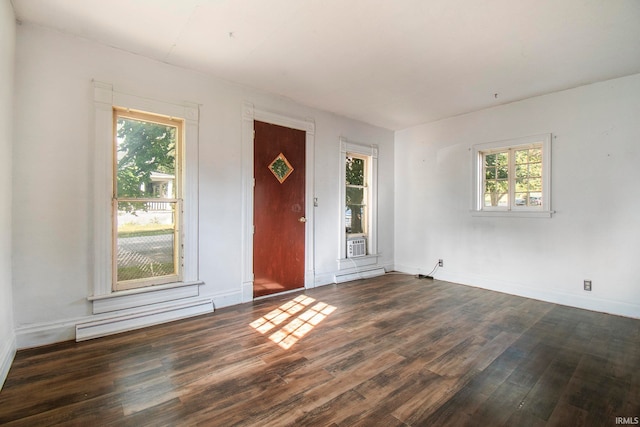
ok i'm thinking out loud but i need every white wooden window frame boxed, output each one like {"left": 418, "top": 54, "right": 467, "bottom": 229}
{"left": 338, "top": 138, "right": 378, "bottom": 262}
{"left": 471, "top": 133, "right": 552, "bottom": 218}
{"left": 91, "top": 82, "right": 201, "bottom": 313}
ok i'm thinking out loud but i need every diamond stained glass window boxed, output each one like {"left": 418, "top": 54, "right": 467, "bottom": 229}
{"left": 269, "top": 152, "right": 294, "bottom": 184}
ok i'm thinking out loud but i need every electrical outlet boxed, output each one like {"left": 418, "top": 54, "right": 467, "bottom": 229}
{"left": 584, "top": 280, "right": 592, "bottom": 291}
{"left": 438, "top": 259, "right": 443, "bottom": 267}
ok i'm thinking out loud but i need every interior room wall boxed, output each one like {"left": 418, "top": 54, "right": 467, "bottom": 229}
{"left": 12, "top": 23, "right": 394, "bottom": 347}
{"left": 0, "top": 0, "right": 16, "bottom": 389}
{"left": 394, "top": 73, "right": 640, "bottom": 318}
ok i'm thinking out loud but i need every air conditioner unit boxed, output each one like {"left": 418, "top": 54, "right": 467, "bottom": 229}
{"left": 347, "top": 237, "right": 367, "bottom": 258}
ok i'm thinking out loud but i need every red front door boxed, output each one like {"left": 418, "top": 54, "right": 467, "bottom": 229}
{"left": 253, "top": 121, "right": 306, "bottom": 298}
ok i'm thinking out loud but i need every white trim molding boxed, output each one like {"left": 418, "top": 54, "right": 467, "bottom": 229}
{"left": 13, "top": 297, "right": 213, "bottom": 347}
{"left": 339, "top": 137, "right": 379, "bottom": 258}
{"left": 89, "top": 281, "right": 204, "bottom": 314}
{"left": 434, "top": 270, "right": 640, "bottom": 320}
{"left": 241, "top": 102, "right": 316, "bottom": 302}
{"left": 334, "top": 267, "right": 386, "bottom": 284}
{"left": 16, "top": 318, "right": 81, "bottom": 349}
{"left": 334, "top": 254, "right": 385, "bottom": 283}
{"left": 471, "top": 133, "right": 552, "bottom": 218}
{"left": 336, "top": 137, "right": 382, "bottom": 281}
{"left": 76, "top": 297, "right": 213, "bottom": 341}
{"left": 0, "top": 333, "right": 16, "bottom": 390}
{"left": 89, "top": 81, "right": 206, "bottom": 339}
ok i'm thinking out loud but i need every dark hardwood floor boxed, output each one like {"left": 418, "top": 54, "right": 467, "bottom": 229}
{"left": 1, "top": 275, "right": 639, "bottom": 426}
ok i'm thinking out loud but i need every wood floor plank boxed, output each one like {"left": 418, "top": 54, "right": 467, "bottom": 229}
{"left": 546, "top": 401, "right": 591, "bottom": 427}
{"left": 420, "top": 344, "right": 531, "bottom": 426}
{"left": 390, "top": 369, "right": 475, "bottom": 425}
{"left": 1, "top": 275, "right": 638, "bottom": 426}
{"left": 259, "top": 350, "right": 406, "bottom": 427}
{"left": 470, "top": 377, "right": 532, "bottom": 426}
{"left": 185, "top": 359, "right": 334, "bottom": 426}
{"left": 521, "top": 347, "right": 581, "bottom": 421}
{"left": 561, "top": 355, "right": 631, "bottom": 420}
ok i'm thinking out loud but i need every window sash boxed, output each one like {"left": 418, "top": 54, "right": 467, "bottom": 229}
{"left": 114, "top": 200, "right": 181, "bottom": 290}
{"left": 345, "top": 154, "right": 369, "bottom": 237}
{"left": 112, "top": 108, "right": 184, "bottom": 290}
{"left": 478, "top": 141, "right": 546, "bottom": 212}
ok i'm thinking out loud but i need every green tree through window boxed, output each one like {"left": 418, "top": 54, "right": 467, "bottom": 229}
{"left": 113, "top": 108, "right": 183, "bottom": 290}
{"left": 346, "top": 156, "right": 366, "bottom": 234}
{"left": 116, "top": 117, "right": 177, "bottom": 207}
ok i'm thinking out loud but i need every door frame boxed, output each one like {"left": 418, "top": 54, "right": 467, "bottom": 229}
{"left": 241, "top": 103, "right": 316, "bottom": 302}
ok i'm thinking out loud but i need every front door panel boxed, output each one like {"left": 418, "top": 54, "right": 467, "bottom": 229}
{"left": 253, "top": 121, "right": 306, "bottom": 298}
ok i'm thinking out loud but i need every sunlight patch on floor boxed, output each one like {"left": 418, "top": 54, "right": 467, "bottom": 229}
{"left": 250, "top": 295, "right": 337, "bottom": 349}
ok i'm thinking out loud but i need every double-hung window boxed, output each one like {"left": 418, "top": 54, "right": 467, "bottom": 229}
{"left": 472, "top": 134, "right": 552, "bottom": 217}
{"left": 338, "top": 138, "right": 378, "bottom": 260}
{"left": 113, "top": 108, "right": 183, "bottom": 291}
{"left": 345, "top": 154, "right": 368, "bottom": 237}
{"left": 92, "top": 82, "right": 200, "bottom": 313}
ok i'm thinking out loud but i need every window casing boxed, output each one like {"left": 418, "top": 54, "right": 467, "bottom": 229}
{"left": 338, "top": 138, "right": 378, "bottom": 259}
{"left": 472, "top": 134, "right": 552, "bottom": 217}
{"left": 92, "top": 82, "right": 200, "bottom": 305}
{"left": 113, "top": 108, "right": 184, "bottom": 291}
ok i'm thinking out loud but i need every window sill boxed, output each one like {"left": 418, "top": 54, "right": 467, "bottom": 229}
{"left": 471, "top": 210, "right": 554, "bottom": 218}
{"left": 89, "top": 281, "right": 204, "bottom": 314}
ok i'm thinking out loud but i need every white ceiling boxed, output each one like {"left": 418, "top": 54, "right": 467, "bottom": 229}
{"left": 11, "top": 0, "right": 640, "bottom": 130}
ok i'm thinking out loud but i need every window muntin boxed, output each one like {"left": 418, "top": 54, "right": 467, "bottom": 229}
{"left": 113, "top": 108, "right": 183, "bottom": 290}
{"left": 345, "top": 155, "right": 367, "bottom": 236}
{"left": 473, "top": 134, "right": 551, "bottom": 216}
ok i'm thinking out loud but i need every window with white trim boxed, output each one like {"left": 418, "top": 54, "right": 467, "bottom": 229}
{"left": 92, "top": 82, "right": 200, "bottom": 301}
{"left": 113, "top": 108, "right": 183, "bottom": 291}
{"left": 472, "top": 134, "right": 552, "bottom": 217}
{"left": 338, "top": 138, "right": 378, "bottom": 259}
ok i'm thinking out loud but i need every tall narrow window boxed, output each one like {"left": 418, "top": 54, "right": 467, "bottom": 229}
{"left": 345, "top": 154, "right": 368, "bottom": 237}
{"left": 113, "top": 108, "right": 183, "bottom": 290}
{"left": 338, "top": 138, "right": 378, "bottom": 270}
{"left": 336, "top": 138, "right": 381, "bottom": 281}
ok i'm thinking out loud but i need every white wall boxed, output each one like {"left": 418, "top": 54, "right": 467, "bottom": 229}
{"left": 0, "top": 0, "right": 16, "bottom": 388}
{"left": 11, "top": 23, "right": 394, "bottom": 347}
{"left": 395, "top": 73, "right": 640, "bottom": 318}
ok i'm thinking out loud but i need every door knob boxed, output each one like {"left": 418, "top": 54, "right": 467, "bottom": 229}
{"left": 298, "top": 216, "right": 307, "bottom": 223}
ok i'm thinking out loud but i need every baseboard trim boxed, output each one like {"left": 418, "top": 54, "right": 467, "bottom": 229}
{"left": 394, "top": 265, "right": 640, "bottom": 319}
{"left": 76, "top": 297, "right": 213, "bottom": 341}
{"left": 241, "top": 281, "right": 253, "bottom": 304}
{"left": 334, "top": 267, "right": 386, "bottom": 284}
{"left": 314, "top": 273, "right": 335, "bottom": 287}
{"left": 0, "top": 333, "right": 16, "bottom": 391}
{"left": 15, "top": 296, "right": 214, "bottom": 349}
{"left": 16, "top": 318, "right": 80, "bottom": 349}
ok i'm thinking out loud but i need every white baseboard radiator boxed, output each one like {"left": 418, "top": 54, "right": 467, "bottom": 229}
{"left": 347, "top": 237, "right": 367, "bottom": 258}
